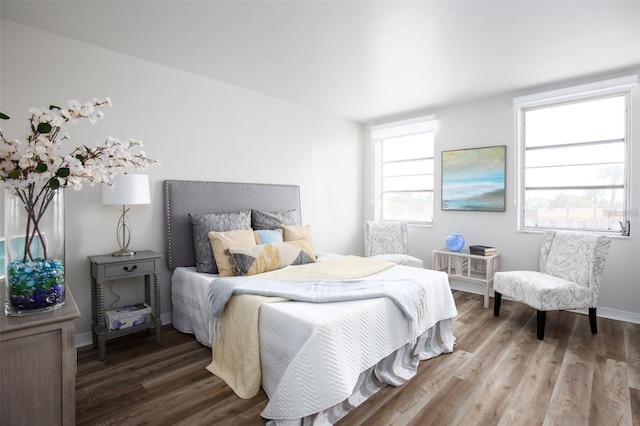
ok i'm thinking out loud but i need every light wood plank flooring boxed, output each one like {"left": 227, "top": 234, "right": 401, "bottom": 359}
{"left": 76, "top": 290, "right": 640, "bottom": 425}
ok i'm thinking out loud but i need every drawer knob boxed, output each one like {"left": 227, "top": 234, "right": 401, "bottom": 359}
{"left": 123, "top": 265, "right": 138, "bottom": 273}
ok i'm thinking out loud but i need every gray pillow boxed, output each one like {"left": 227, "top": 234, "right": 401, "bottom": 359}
{"left": 251, "top": 209, "right": 300, "bottom": 230}
{"left": 189, "top": 210, "right": 251, "bottom": 273}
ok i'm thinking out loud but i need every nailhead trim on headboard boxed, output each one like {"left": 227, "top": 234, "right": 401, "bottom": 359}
{"left": 164, "top": 180, "right": 301, "bottom": 270}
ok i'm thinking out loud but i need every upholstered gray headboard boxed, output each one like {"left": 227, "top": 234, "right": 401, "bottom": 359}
{"left": 164, "top": 180, "right": 301, "bottom": 269}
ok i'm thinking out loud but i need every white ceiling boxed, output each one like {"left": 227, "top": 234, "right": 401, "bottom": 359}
{"left": 2, "top": 1, "right": 639, "bottom": 123}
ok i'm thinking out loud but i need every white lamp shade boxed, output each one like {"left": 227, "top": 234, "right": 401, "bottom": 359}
{"left": 102, "top": 174, "right": 151, "bottom": 205}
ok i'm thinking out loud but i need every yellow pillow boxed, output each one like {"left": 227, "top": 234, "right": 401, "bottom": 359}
{"left": 279, "top": 224, "right": 317, "bottom": 260}
{"left": 208, "top": 229, "right": 256, "bottom": 277}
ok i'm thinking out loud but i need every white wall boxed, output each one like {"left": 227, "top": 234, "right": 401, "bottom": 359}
{"left": 1, "top": 21, "right": 363, "bottom": 338}
{"left": 365, "top": 69, "right": 640, "bottom": 320}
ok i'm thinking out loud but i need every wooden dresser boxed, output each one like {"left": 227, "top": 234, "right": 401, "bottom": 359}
{"left": 0, "top": 289, "right": 80, "bottom": 426}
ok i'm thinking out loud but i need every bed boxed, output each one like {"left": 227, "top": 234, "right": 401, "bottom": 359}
{"left": 164, "top": 180, "right": 457, "bottom": 425}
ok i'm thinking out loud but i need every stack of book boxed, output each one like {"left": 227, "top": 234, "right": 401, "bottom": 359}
{"left": 469, "top": 245, "right": 497, "bottom": 256}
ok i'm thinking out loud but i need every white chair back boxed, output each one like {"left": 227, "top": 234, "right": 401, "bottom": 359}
{"left": 364, "top": 221, "right": 409, "bottom": 257}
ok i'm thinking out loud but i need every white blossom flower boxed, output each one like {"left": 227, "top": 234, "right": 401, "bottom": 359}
{"left": 51, "top": 116, "right": 65, "bottom": 127}
{"left": 67, "top": 99, "right": 81, "bottom": 110}
{"left": 28, "top": 107, "right": 43, "bottom": 116}
{"left": 1, "top": 97, "right": 158, "bottom": 199}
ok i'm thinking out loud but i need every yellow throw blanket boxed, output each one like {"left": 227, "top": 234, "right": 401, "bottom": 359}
{"left": 206, "top": 255, "right": 396, "bottom": 398}
{"left": 206, "top": 294, "right": 285, "bottom": 398}
{"left": 263, "top": 255, "right": 395, "bottom": 280}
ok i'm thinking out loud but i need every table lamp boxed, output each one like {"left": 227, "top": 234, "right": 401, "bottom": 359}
{"left": 102, "top": 173, "right": 150, "bottom": 256}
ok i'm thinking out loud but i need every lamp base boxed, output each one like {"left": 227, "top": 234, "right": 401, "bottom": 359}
{"left": 111, "top": 248, "right": 136, "bottom": 257}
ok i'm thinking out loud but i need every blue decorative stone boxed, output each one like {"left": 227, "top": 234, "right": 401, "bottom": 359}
{"left": 7, "top": 258, "right": 65, "bottom": 312}
{"left": 446, "top": 231, "right": 465, "bottom": 252}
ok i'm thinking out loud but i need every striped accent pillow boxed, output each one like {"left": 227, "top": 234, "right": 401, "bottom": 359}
{"left": 226, "top": 239, "right": 316, "bottom": 276}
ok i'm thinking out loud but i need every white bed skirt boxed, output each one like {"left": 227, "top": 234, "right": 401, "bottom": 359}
{"left": 267, "top": 318, "right": 455, "bottom": 426}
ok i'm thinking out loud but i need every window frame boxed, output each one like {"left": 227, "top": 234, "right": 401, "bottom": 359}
{"left": 371, "top": 115, "right": 436, "bottom": 225}
{"left": 514, "top": 75, "right": 637, "bottom": 236}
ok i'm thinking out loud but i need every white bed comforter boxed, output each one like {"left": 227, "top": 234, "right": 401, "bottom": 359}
{"left": 171, "top": 254, "right": 457, "bottom": 422}
{"left": 259, "top": 264, "right": 456, "bottom": 420}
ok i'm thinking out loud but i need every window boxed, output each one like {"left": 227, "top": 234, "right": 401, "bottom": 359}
{"left": 515, "top": 76, "right": 636, "bottom": 235}
{"left": 371, "top": 116, "right": 435, "bottom": 224}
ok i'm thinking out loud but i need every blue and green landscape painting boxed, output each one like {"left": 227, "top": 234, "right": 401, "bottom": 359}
{"left": 442, "top": 145, "right": 506, "bottom": 212}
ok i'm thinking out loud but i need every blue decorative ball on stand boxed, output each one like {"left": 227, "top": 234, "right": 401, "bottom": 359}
{"left": 446, "top": 231, "right": 465, "bottom": 252}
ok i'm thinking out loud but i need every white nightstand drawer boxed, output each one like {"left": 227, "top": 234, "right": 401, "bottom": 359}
{"left": 103, "top": 259, "right": 156, "bottom": 279}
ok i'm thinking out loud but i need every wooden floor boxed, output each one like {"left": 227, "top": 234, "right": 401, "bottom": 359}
{"left": 76, "top": 290, "right": 640, "bottom": 425}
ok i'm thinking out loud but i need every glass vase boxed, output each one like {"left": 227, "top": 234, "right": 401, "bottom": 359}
{"left": 446, "top": 231, "right": 465, "bottom": 252}
{"left": 4, "top": 185, "right": 65, "bottom": 316}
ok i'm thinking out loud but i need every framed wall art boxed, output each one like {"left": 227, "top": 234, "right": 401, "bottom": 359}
{"left": 441, "top": 145, "right": 506, "bottom": 212}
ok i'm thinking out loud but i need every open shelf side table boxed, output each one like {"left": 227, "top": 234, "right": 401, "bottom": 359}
{"left": 432, "top": 248, "right": 500, "bottom": 308}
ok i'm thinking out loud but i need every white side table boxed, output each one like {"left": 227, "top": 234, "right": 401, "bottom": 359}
{"left": 432, "top": 248, "right": 500, "bottom": 308}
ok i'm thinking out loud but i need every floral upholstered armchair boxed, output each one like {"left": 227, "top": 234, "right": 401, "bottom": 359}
{"left": 493, "top": 230, "right": 611, "bottom": 340}
{"left": 363, "top": 221, "right": 424, "bottom": 268}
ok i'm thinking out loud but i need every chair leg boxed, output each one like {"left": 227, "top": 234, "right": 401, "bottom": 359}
{"left": 589, "top": 308, "right": 597, "bottom": 334}
{"left": 537, "top": 310, "right": 546, "bottom": 340}
{"left": 494, "top": 292, "right": 502, "bottom": 316}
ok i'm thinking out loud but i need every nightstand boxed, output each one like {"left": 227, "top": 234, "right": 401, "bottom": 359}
{"left": 88, "top": 250, "right": 162, "bottom": 360}
{"left": 432, "top": 248, "right": 500, "bottom": 309}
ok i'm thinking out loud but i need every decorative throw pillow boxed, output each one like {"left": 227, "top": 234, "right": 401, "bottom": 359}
{"left": 208, "top": 229, "right": 257, "bottom": 277}
{"left": 254, "top": 229, "right": 284, "bottom": 244}
{"left": 251, "top": 209, "right": 299, "bottom": 230}
{"left": 226, "top": 239, "right": 317, "bottom": 276}
{"left": 189, "top": 210, "right": 251, "bottom": 274}
{"left": 279, "top": 224, "right": 317, "bottom": 260}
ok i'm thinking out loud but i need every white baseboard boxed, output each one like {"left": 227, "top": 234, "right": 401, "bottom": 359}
{"left": 449, "top": 281, "right": 640, "bottom": 325}
{"left": 75, "top": 312, "right": 173, "bottom": 348}
{"left": 75, "top": 332, "right": 93, "bottom": 348}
